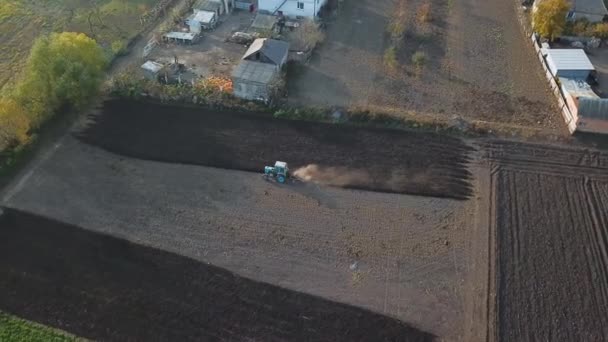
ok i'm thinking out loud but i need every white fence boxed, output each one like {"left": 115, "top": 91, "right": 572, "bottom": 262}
{"left": 529, "top": 33, "right": 578, "bottom": 133}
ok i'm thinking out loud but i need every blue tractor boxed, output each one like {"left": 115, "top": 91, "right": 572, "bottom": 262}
{"left": 264, "top": 161, "right": 289, "bottom": 183}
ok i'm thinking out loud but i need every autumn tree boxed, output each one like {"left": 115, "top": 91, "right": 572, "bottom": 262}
{"left": 0, "top": 99, "right": 30, "bottom": 151}
{"left": 15, "top": 32, "right": 107, "bottom": 127}
{"left": 533, "top": 0, "right": 571, "bottom": 40}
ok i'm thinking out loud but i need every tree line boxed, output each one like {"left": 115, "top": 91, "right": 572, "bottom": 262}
{"left": 0, "top": 32, "right": 107, "bottom": 154}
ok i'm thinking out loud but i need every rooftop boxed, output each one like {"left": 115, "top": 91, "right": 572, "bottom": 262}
{"left": 243, "top": 38, "right": 290, "bottom": 65}
{"left": 578, "top": 98, "right": 608, "bottom": 120}
{"left": 573, "top": 0, "right": 608, "bottom": 16}
{"left": 164, "top": 32, "right": 198, "bottom": 40}
{"left": 560, "top": 77, "right": 599, "bottom": 98}
{"left": 190, "top": 10, "right": 216, "bottom": 23}
{"left": 141, "top": 61, "right": 164, "bottom": 73}
{"left": 546, "top": 49, "right": 595, "bottom": 71}
{"left": 194, "top": 0, "right": 222, "bottom": 12}
{"left": 251, "top": 13, "right": 276, "bottom": 31}
{"left": 232, "top": 60, "right": 278, "bottom": 84}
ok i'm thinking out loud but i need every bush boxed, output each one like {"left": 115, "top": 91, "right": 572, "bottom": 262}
{"left": 387, "top": 0, "right": 407, "bottom": 41}
{"left": 571, "top": 18, "right": 590, "bottom": 36}
{"left": 273, "top": 107, "right": 326, "bottom": 121}
{"left": 592, "top": 22, "right": 608, "bottom": 39}
{"left": 111, "top": 40, "right": 128, "bottom": 56}
{"left": 411, "top": 51, "right": 427, "bottom": 68}
{"left": 416, "top": 3, "right": 432, "bottom": 23}
{"left": 384, "top": 47, "right": 399, "bottom": 70}
{"left": 292, "top": 19, "right": 325, "bottom": 51}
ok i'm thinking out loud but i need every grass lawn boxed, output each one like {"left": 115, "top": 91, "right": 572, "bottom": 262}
{"left": 0, "top": 0, "right": 160, "bottom": 90}
{"left": 0, "top": 311, "right": 83, "bottom": 341}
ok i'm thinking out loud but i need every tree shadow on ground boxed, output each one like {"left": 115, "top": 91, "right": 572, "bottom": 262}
{"left": 0, "top": 207, "right": 435, "bottom": 342}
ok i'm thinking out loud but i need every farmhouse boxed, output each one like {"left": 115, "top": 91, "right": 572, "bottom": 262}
{"left": 258, "top": 0, "right": 328, "bottom": 18}
{"left": 569, "top": 0, "right": 608, "bottom": 22}
{"left": 243, "top": 38, "right": 290, "bottom": 69}
{"left": 534, "top": 0, "right": 608, "bottom": 22}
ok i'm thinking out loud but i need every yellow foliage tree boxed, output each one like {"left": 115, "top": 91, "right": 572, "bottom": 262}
{"left": 533, "top": 0, "right": 571, "bottom": 40}
{"left": 15, "top": 32, "right": 107, "bottom": 127}
{"left": 0, "top": 98, "right": 30, "bottom": 151}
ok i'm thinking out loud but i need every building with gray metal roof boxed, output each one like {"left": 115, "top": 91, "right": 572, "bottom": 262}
{"left": 546, "top": 49, "right": 595, "bottom": 79}
{"left": 243, "top": 38, "right": 289, "bottom": 69}
{"left": 232, "top": 60, "right": 279, "bottom": 102}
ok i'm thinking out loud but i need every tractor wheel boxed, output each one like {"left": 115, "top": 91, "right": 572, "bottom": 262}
{"left": 277, "top": 175, "right": 286, "bottom": 183}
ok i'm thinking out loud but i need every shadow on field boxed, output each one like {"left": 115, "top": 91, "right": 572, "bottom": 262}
{"left": 0, "top": 208, "right": 435, "bottom": 342}
{"left": 77, "top": 99, "right": 474, "bottom": 199}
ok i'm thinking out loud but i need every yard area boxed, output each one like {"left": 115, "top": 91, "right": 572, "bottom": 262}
{"left": 144, "top": 10, "right": 255, "bottom": 78}
{"left": 288, "top": 0, "right": 561, "bottom": 131}
{"left": 0, "top": 0, "right": 162, "bottom": 91}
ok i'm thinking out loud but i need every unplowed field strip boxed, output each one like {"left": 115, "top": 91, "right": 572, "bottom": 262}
{"left": 78, "top": 99, "right": 474, "bottom": 199}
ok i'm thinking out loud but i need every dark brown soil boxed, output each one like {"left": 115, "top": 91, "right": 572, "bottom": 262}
{"left": 0, "top": 207, "right": 435, "bottom": 342}
{"left": 77, "top": 99, "right": 474, "bottom": 199}
{"left": 482, "top": 140, "right": 608, "bottom": 341}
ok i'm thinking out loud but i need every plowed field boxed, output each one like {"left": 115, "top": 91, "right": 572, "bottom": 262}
{"left": 482, "top": 140, "right": 608, "bottom": 341}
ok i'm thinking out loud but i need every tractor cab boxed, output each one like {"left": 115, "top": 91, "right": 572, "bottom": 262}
{"left": 264, "top": 161, "right": 289, "bottom": 183}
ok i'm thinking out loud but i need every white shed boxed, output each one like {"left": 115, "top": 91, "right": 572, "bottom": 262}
{"left": 141, "top": 61, "right": 164, "bottom": 80}
{"left": 545, "top": 49, "right": 595, "bottom": 79}
{"left": 187, "top": 10, "right": 217, "bottom": 33}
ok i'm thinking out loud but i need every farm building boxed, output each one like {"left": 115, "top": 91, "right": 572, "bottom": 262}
{"left": 232, "top": 60, "right": 280, "bottom": 102}
{"left": 559, "top": 77, "right": 608, "bottom": 134}
{"left": 194, "top": 0, "right": 227, "bottom": 16}
{"left": 545, "top": 49, "right": 595, "bottom": 78}
{"left": 534, "top": 0, "right": 608, "bottom": 22}
{"left": 141, "top": 61, "right": 165, "bottom": 80}
{"left": 186, "top": 10, "right": 217, "bottom": 33}
{"left": 258, "top": 0, "right": 328, "bottom": 18}
{"left": 163, "top": 32, "right": 199, "bottom": 44}
{"left": 243, "top": 38, "right": 289, "bottom": 69}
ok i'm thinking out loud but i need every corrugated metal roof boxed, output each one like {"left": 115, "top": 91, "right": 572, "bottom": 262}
{"left": 243, "top": 38, "right": 289, "bottom": 65}
{"left": 578, "top": 98, "right": 608, "bottom": 120}
{"left": 232, "top": 60, "right": 278, "bottom": 84}
{"left": 546, "top": 49, "right": 595, "bottom": 71}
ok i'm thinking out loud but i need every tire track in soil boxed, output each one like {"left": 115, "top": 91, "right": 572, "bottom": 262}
{"left": 77, "top": 99, "right": 475, "bottom": 199}
{"left": 494, "top": 166, "right": 608, "bottom": 341}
